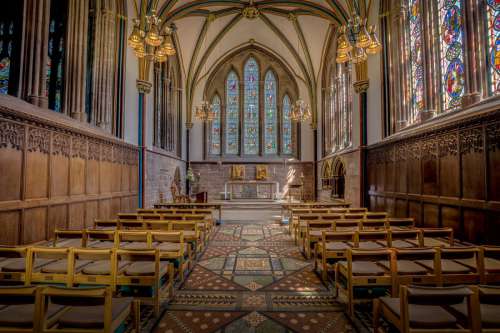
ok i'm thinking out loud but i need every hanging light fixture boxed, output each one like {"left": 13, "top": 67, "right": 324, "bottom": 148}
{"left": 128, "top": 9, "right": 176, "bottom": 64}
{"left": 335, "top": 15, "right": 382, "bottom": 64}
{"left": 365, "top": 25, "right": 382, "bottom": 55}
{"left": 194, "top": 100, "right": 216, "bottom": 121}
{"left": 290, "top": 99, "right": 311, "bottom": 122}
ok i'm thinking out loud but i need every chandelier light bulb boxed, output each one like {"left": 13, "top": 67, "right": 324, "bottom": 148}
{"left": 145, "top": 24, "right": 163, "bottom": 47}
{"left": 134, "top": 44, "right": 147, "bottom": 58}
{"left": 336, "top": 51, "right": 351, "bottom": 64}
{"left": 128, "top": 20, "right": 144, "bottom": 49}
{"left": 366, "top": 25, "right": 382, "bottom": 55}
{"left": 355, "top": 19, "right": 371, "bottom": 48}
{"left": 351, "top": 46, "right": 367, "bottom": 64}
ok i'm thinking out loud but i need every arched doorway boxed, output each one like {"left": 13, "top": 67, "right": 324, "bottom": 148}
{"left": 331, "top": 157, "right": 345, "bottom": 199}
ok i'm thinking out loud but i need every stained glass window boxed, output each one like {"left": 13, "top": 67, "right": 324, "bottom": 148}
{"left": 406, "top": 0, "right": 424, "bottom": 122}
{"left": 210, "top": 95, "right": 221, "bottom": 155}
{"left": 226, "top": 71, "right": 239, "bottom": 154}
{"left": 486, "top": 0, "right": 500, "bottom": 94}
{"left": 46, "top": 0, "right": 68, "bottom": 113}
{"left": 264, "top": 70, "right": 277, "bottom": 154}
{"left": 243, "top": 57, "right": 259, "bottom": 155}
{"left": 282, "top": 95, "right": 292, "bottom": 155}
{"left": 438, "top": 0, "right": 465, "bottom": 111}
{"left": 0, "top": 3, "right": 23, "bottom": 96}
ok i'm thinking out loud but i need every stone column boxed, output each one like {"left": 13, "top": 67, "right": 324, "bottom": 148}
{"left": 462, "top": 0, "right": 482, "bottom": 106}
{"left": 91, "top": 0, "right": 116, "bottom": 131}
{"left": 354, "top": 61, "right": 369, "bottom": 208}
{"left": 63, "top": 0, "right": 89, "bottom": 120}
{"left": 421, "top": 0, "right": 438, "bottom": 119}
{"left": 137, "top": 79, "right": 152, "bottom": 208}
{"left": 21, "top": 0, "right": 51, "bottom": 109}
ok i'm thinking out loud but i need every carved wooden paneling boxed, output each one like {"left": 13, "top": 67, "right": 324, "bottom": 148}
{"left": 367, "top": 108, "right": 500, "bottom": 243}
{"left": 0, "top": 98, "right": 139, "bottom": 245}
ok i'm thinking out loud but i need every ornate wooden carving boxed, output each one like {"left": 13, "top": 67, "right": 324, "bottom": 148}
{"left": 395, "top": 142, "right": 407, "bottom": 162}
{"left": 71, "top": 136, "right": 87, "bottom": 159}
{"left": 438, "top": 132, "right": 458, "bottom": 158}
{"left": 407, "top": 140, "right": 421, "bottom": 160}
{"left": 486, "top": 122, "right": 500, "bottom": 152}
{"left": 421, "top": 138, "right": 438, "bottom": 160}
{"left": 27, "top": 127, "right": 50, "bottom": 154}
{"left": 101, "top": 144, "right": 113, "bottom": 162}
{"left": 459, "top": 127, "right": 484, "bottom": 154}
{"left": 88, "top": 140, "right": 101, "bottom": 160}
{"left": 52, "top": 132, "right": 70, "bottom": 157}
{"left": 0, "top": 120, "right": 24, "bottom": 150}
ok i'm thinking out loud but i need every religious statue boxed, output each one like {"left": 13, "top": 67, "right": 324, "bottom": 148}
{"left": 231, "top": 165, "right": 245, "bottom": 180}
{"left": 256, "top": 165, "right": 268, "bottom": 180}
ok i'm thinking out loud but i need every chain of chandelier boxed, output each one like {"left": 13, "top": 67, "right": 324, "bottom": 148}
{"left": 336, "top": 15, "right": 382, "bottom": 64}
{"left": 128, "top": 10, "right": 176, "bottom": 63}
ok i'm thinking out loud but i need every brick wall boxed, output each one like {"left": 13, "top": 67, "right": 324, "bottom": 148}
{"left": 145, "top": 149, "right": 186, "bottom": 208}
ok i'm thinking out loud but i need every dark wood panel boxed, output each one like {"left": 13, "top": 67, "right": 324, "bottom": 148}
{"left": 0, "top": 149, "right": 22, "bottom": 202}
{"left": 368, "top": 108, "right": 500, "bottom": 243}
{"left": 68, "top": 202, "right": 85, "bottom": 230}
{"left": 23, "top": 207, "right": 47, "bottom": 243}
{"left": 0, "top": 210, "right": 20, "bottom": 245}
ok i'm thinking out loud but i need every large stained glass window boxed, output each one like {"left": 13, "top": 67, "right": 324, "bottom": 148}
{"left": 210, "top": 95, "right": 221, "bottom": 155}
{"left": 243, "top": 57, "right": 259, "bottom": 155}
{"left": 0, "top": 3, "right": 23, "bottom": 96}
{"left": 406, "top": 0, "right": 424, "bottom": 122}
{"left": 264, "top": 70, "right": 277, "bottom": 154}
{"left": 438, "top": 0, "right": 465, "bottom": 111}
{"left": 282, "top": 94, "right": 292, "bottom": 155}
{"left": 486, "top": 0, "right": 500, "bottom": 94}
{"left": 46, "top": 0, "right": 68, "bottom": 113}
{"left": 226, "top": 71, "right": 239, "bottom": 154}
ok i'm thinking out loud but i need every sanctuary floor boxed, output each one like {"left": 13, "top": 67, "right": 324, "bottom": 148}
{"left": 149, "top": 216, "right": 355, "bottom": 333}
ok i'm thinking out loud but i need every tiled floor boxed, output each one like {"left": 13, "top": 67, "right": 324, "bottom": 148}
{"left": 151, "top": 219, "right": 354, "bottom": 333}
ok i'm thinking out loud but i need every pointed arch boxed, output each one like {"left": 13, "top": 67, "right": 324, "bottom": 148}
{"left": 225, "top": 70, "right": 239, "bottom": 154}
{"left": 243, "top": 57, "right": 259, "bottom": 155}
{"left": 264, "top": 69, "right": 278, "bottom": 154}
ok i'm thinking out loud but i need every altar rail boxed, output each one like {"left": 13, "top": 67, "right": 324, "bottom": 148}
{"left": 0, "top": 95, "right": 139, "bottom": 245}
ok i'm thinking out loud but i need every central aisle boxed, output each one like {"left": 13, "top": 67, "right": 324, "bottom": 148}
{"left": 152, "top": 218, "right": 354, "bottom": 333}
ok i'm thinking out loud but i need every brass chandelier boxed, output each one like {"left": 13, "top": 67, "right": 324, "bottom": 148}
{"left": 128, "top": 10, "right": 176, "bottom": 63}
{"left": 194, "top": 100, "right": 216, "bottom": 122}
{"left": 290, "top": 99, "right": 311, "bottom": 122}
{"left": 336, "top": 15, "right": 382, "bottom": 64}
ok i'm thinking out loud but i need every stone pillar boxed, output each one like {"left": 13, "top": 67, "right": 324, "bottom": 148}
{"left": 63, "top": 0, "right": 89, "bottom": 120}
{"left": 462, "top": 0, "right": 482, "bottom": 106}
{"left": 21, "top": 0, "right": 51, "bottom": 109}
{"left": 354, "top": 61, "right": 369, "bottom": 208}
{"left": 137, "top": 79, "right": 152, "bottom": 208}
{"left": 421, "top": 0, "right": 438, "bottom": 119}
{"left": 91, "top": 0, "right": 116, "bottom": 131}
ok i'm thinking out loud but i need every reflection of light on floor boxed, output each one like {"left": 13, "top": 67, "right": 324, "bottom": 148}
{"left": 283, "top": 166, "right": 296, "bottom": 194}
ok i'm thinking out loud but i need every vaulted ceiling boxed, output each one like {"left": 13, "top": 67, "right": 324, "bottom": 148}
{"left": 137, "top": 0, "right": 374, "bottom": 123}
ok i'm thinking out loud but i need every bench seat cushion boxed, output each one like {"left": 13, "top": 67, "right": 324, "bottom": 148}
{"left": 1, "top": 258, "right": 54, "bottom": 272}
{"left": 157, "top": 242, "right": 188, "bottom": 253}
{"left": 124, "top": 262, "right": 166, "bottom": 276}
{"left": 456, "top": 257, "right": 500, "bottom": 273}
{"left": 416, "top": 259, "right": 471, "bottom": 274}
{"left": 324, "top": 242, "right": 351, "bottom": 251}
{"left": 377, "top": 260, "right": 428, "bottom": 275}
{"left": 121, "top": 242, "right": 151, "bottom": 250}
{"left": 338, "top": 261, "right": 386, "bottom": 276}
{"left": 451, "top": 302, "right": 500, "bottom": 328}
{"left": 423, "top": 237, "right": 449, "bottom": 247}
{"left": 58, "top": 298, "right": 132, "bottom": 329}
{"left": 391, "top": 240, "right": 417, "bottom": 248}
{"left": 348, "top": 241, "right": 385, "bottom": 250}
{"left": 88, "top": 241, "right": 116, "bottom": 249}
{"left": 54, "top": 238, "right": 83, "bottom": 248}
{"left": 0, "top": 304, "right": 63, "bottom": 328}
{"left": 82, "top": 260, "right": 131, "bottom": 275}
{"left": 380, "top": 297, "right": 457, "bottom": 329}
{"left": 41, "top": 259, "right": 92, "bottom": 274}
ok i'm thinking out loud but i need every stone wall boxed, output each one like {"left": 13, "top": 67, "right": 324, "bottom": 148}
{"left": 317, "top": 149, "right": 361, "bottom": 207}
{"left": 190, "top": 162, "right": 314, "bottom": 201}
{"left": 145, "top": 149, "right": 186, "bottom": 208}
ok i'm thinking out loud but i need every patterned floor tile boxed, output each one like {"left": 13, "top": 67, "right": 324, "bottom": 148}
{"left": 263, "top": 311, "right": 354, "bottom": 333}
{"left": 262, "top": 267, "right": 327, "bottom": 292}
{"left": 153, "top": 311, "right": 247, "bottom": 333}
{"left": 182, "top": 266, "right": 246, "bottom": 291}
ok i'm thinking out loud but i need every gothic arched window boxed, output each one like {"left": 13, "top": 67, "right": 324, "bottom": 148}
{"left": 282, "top": 94, "right": 293, "bottom": 155}
{"left": 437, "top": 0, "right": 465, "bottom": 111}
{"left": 485, "top": 0, "right": 500, "bottom": 95}
{"left": 264, "top": 70, "right": 277, "bottom": 154}
{"left": 243, "top": 57, "right": 259, "bottom": 155}
{"left": 405, "top": 0, "right": 424, "bottom": 123}
{"left": 0, "top": 2, "right": 23, "bottom": 96}
{"left": 226, "top": 70, "right": 240, "bottom": 154}
{"left": 209, "top": 95, "right": 221, "bottom": 155}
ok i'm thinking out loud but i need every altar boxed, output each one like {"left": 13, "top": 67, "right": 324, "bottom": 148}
{"left": 224, "top": 180, "right": 279, "bottom": 200}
